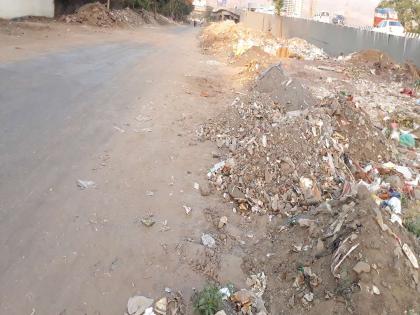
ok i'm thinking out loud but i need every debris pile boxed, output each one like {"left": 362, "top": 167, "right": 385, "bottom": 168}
{"left": 199, "top": 55, "right": 419, "bottom": 313}
{"left": 344, "top": 49, "right": 420, "bottom": 82}
{"left": 285, "top": 37, "right": 328, "bottom": 61}
{"left": 243, "top": 186, "right": 420, "bottom": 314}
{"left": 61, "top": 2, "right": 172, "bottom": 27}
{"left": 61, "top": 2, "right": 116, "bottom": 27}
{"left": 112, "top": 8, "right": 149, "bottom": 26}
{"left": 202, "top": 63, "right": 397, "bottom": 215}
{"left": 201, "top": 20, "right": 328, "bottom": 62}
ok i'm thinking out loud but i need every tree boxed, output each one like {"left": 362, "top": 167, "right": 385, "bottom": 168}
{"left": 275, "top": 0, "right": 284, "bottom": 15}
{"left": 378, "top": 0, "right": 420, "bottom": 33}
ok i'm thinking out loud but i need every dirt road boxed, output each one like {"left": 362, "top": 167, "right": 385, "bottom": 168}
{"left": 0, "top": 23, "right": 240, "bottom": 314}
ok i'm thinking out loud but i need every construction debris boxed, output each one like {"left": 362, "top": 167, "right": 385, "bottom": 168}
{"left": 201, "top": 20, "right": 328, "bottom": 66}
{"left": 199, "top": 22, "right": 420, "bottom": 315}
{"left": 61, "top": 2, "right": 172, "bottom": 27}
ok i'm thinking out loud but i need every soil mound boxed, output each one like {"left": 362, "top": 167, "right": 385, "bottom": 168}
{"left": 254, "top": 64, "right": 316, "bottom": 111}
{"left": 62, "top": 2, "right": 116, "bottom": 27}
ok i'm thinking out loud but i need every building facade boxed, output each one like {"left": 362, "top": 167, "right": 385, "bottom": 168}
{"left": 0, "top": 0, "right": 54, "bottom": 19}
{"left": 283, "top": 0, "right": 303, "bottom": 17}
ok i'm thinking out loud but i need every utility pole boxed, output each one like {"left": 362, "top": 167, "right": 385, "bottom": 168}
{"left": 107, "top": 0, "right": 110, "bottom": 9}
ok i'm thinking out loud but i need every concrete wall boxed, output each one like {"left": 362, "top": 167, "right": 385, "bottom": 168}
{"left": 241, "top": 11, "right": 420, "bottom": 66}
{"left": 0, "top": 0, "right": 54, "bottom": 19}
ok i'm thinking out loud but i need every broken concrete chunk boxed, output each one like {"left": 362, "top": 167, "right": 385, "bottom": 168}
{"left": 353, "top": 261, "right": 371, "bottom": 274}
{"left": 218, "top": 216, "right": 228, "bottom": 229}
{"left": 127, "top": 296, "right": 154, "bottom": 315}
{"left": 199, "top": 182, "right": 211, "bottom": 196}
{"left": 228, "top": 184, "right": 247, "bottom": 202}
{"left": 154, "top": 297, "right": 167, "bottom": 315}
{"left": 297, "top": 218, "right": 315, "bottom": 228}
{"left": 299, "top": 177, "right": 322, "bottom": 204}
{"left": 201, "top": 233, "right": 216, "bottom": 248}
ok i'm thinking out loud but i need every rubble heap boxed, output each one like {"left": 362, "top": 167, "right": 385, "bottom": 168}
{"left": 201, "top": 20, "right": 328, "bottom": 61}
{"left": 62, "top": 2, "right": 116, "bottom": 27}
{"left": 202, "top": 64, "right": 394, "bottom": 215}
{"left": 345, "top": 49, "right": 420, "bottom": 82}
{"left": 61, "top": 2, "right": 172, "bottom": 27}
{"left": 243, "top": 186, "right": 420, "bottom": 314}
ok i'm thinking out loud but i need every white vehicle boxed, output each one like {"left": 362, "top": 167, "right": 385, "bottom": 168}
{"left": 374, "top": 20, "right": 405, "bottom": 36}
{"left": 313, "top": 12, "right": 330, "bottom": 23}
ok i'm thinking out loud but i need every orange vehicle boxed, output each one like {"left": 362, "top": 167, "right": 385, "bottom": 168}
{"left": 374, "top": 7, "right": 398, "bottom": 27}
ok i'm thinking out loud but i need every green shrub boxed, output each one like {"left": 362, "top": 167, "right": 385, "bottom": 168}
{"left": 193, "top": 284, "right": 223, "bottom": 315}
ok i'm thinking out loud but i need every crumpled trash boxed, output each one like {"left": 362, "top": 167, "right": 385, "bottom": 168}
{"left": 381, "top": 196, "right": 401, "bottom": 214}
{"left": 399, "top": 87, "right": 416, "bottom": 97}
{"left": 382, "top": 162, "right": 413, "bottom": 180}
{"left": 201, "top": 233, "right": 216, "bottom": 248}
{"left": 141, "top": 217, "right": 156, "bottom": 227}
{"left": 144, "top": 307, "right": 156, "bottom": 315}
{"left": 207, "top": 161, "right": 225, "bottom": 177}
{"left": 390, "top": 213, "right": 403, "bottom": 226}
{"left": 219, "top": 287, "right": 231, "bottom": 300}
{"left": 399, "top": 133, "right": 415, "bottom": 148}
{"left": 218, "top": 216, "right": 228, "bottom": 229}
{"left": 77, "top": 180, "right": 96, "bottom": 189}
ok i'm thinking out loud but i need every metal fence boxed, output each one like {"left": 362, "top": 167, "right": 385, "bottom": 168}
{"left": 240, "top": 11, "right": 420, "bottom": 66}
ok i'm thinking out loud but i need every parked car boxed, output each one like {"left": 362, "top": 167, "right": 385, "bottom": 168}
{"left": 374, "top": 20, "right": 405, "bottom": 36}
{"left": 313, "top": 12, "right": 330, "bottom": 23}
{"left": 332, "top": 14, "right": 345, "bottom": 25}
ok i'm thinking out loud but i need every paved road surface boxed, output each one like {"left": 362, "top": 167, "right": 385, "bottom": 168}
{"left": 0, "top": 26, "right": 233, "bottom": 314}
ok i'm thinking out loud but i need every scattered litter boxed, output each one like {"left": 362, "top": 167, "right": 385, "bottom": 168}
{"left": 303, "top": 292, "right": 314, "bottom": 302}
{"left": 141, "top": 217, "right": 155, "bottom": 227}
{"left": 144, "top": 307, "right": 156, "bottom": 315}
{"left": 201, "top": 233, "right": 216, "bottom": 248}
{"left": 134, "top": 128, "right": 153, "bottom": 133}
{"left": 113, "top": 126, "right": 125, "bottom": 133}
{"left": 372, "top": 285, "right": 381, "bottom": 295}
{"left": 193, "top": 182, "right": 200, "bottom": 190}
{"left": 207, "top": 161, "right": 225, "bottom": 177}
{"left": 76, "top": 180, "right": 96, "bottom": 189}
{"left": 183, "top": 205, "right": 192, "bottom": 215}
{"left": 219, "top": 287, "right": 231, "bottom": 300}
{"left": 206, "top": 60, "right": 223, "bottom": 66}
{"left": 218, "top": 216, "right": 228, "bottom": 229}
